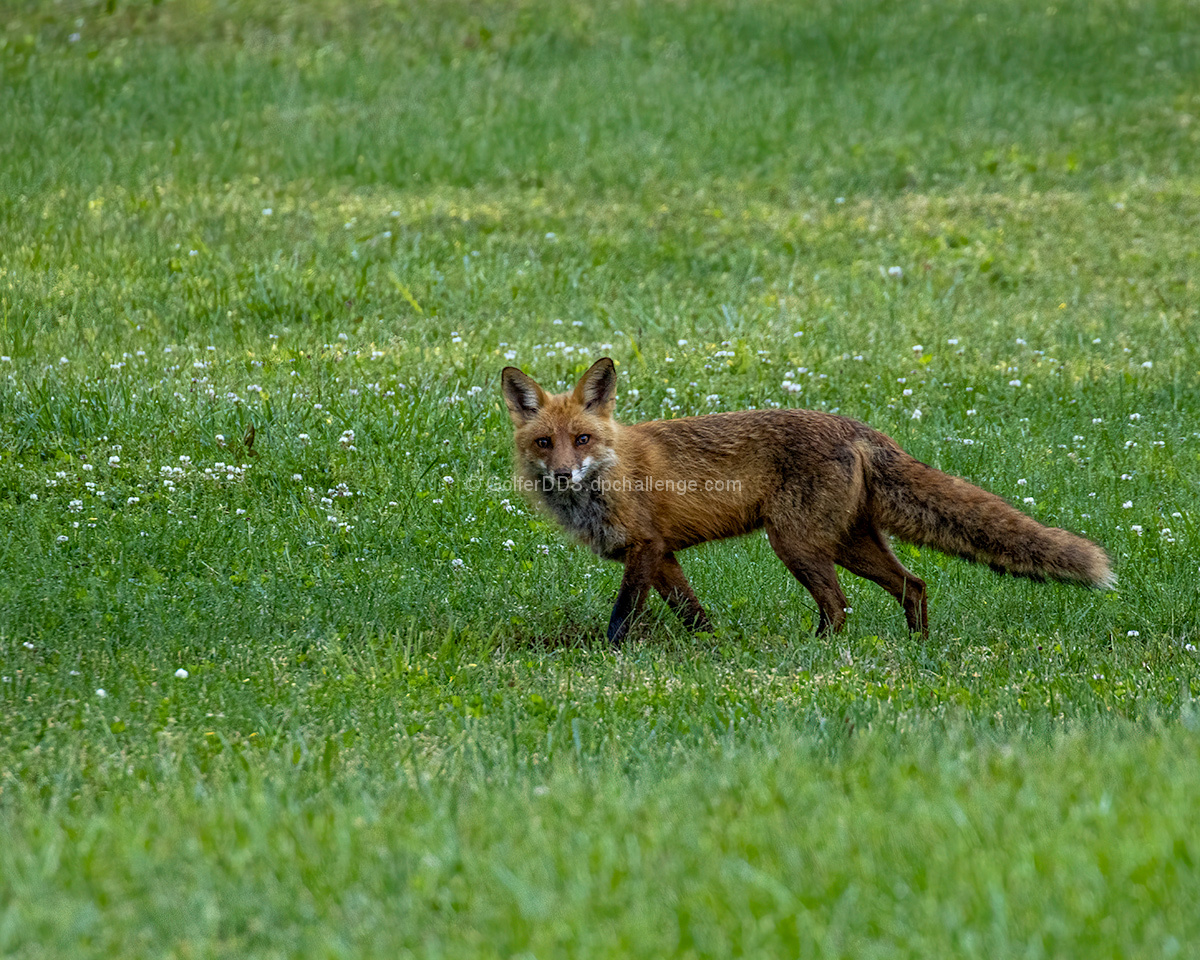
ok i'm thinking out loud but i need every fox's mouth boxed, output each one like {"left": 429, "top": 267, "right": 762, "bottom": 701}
{"left": 543, "top": 476, "right": 580, "bottom": 492}
{"left": 538, "top": 456, "right": 598, "bottom": 492}
{"left": 536, "top": 451, "right": 616, "bottom": 493}
{"left": 542, "top": 472, "right": 587, "bottom": 492}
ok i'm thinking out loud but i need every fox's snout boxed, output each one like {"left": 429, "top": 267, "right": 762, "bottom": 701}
{"left": 543, "top": 459, "right": 594, "bottom": 490}
{"left": 545, "top": 470, "right": 581, "bottom": 491}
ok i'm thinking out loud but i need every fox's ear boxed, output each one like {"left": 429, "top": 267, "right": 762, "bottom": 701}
{"left": 572, "top": 357, "right": 617, "bottom": 414}
{"left": 501, "top": 366, "right": 548, "bottom": 425}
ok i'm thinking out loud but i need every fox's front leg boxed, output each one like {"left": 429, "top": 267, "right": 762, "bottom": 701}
{"left": 607, "top": 542, "right": 665, "bottom": 645}
{"left": 652, "top": 553, "right": 713, "bottom": 633}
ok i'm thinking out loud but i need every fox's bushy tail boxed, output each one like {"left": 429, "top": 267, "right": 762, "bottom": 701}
{"left": 866, "top": 443, "right": 1114, "bottom": 589}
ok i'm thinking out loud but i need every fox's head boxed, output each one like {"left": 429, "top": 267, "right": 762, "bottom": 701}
{"left": 501, "top": 357, "right": 619, "bottom": 490}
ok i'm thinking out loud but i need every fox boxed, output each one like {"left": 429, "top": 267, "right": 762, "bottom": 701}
{"left": 501, "top": 357, "right": 1113, "bottom": 644}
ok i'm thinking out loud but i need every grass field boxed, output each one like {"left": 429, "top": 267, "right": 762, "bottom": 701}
{"left": 3, "top": 0, "right": 1200, "bottom": 955}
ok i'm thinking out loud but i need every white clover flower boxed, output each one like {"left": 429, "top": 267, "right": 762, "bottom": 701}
{"left": 1123, "top": 501, "right": 1133, "bottom": 509}
{"left": 503, "top": 539, "right": 515, "bottom": 551}
{"left": 1127, "top": 630, "right": 1140, "bottom": 638}
{"left": 1130, "top": 525, "right": 1143, "bottom": 535}
{"left": 1009, "top": 379, "right": 1022, "bottom": 387}
{"left": 96, "top": 688, "right": 107, "bottom": 698}
{"left": 1023, "top": 497, "right": 1035, "bottom": 505}
{"left": 902, "top": 388, "right": 913, "bottom": 397}
{"left": 911, "top": 344, "right": 922, "bottom": 353}
{"left": 175, "top": 668, "right": 189, "bottom": 679}
{"left": 911, "top": 408, "right": 922, "bottom": 420}
{"left": 450, "top": 558, "right": 465, "bottom": 569}
{"left": 1129, "top": 413, "right": 1141, "bottom": 421}
{"left": 298, "top": 433, "right": 310, "bottom": 445}
{"left": 109, "top": 455, "right": 120, "bottom": 466}
{"left": 1017, "top": 479, "right": 1027, "bottom": 486}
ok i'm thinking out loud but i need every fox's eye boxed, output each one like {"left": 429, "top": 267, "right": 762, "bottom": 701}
{"left": 575, "top": 434, "right": 590, "bottom": 447}
{"left": 535, "top": 437, "right": 552, "bottom": 449}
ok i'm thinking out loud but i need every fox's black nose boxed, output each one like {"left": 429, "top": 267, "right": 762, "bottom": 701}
{"left": 551, "top": 470, "right": 574, "bottom": 488}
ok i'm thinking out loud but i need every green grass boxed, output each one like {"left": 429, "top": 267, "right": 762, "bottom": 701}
{"left": 2, "top": 0, "right": 1200, "bottom": 956}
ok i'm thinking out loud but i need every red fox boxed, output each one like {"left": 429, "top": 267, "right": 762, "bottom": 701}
{"left": 501, "top": 357, "right": 1113, "bottom": 643}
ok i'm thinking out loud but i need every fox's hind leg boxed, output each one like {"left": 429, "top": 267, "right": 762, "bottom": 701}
{"left": 765, "top": 523, "right": 849, "bottom": 635}
{"left": 652, "top": 553, "right": 713, "bottom": 633}
{"left": 836, "top": 522, "right": 928, "bottom": 636}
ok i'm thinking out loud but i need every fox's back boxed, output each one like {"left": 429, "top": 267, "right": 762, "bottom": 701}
{"left": 627, "top": 408, "right": 876, "bottom": 479}
{"left": 611, "top": 408, "right": 881, "bottom": 551}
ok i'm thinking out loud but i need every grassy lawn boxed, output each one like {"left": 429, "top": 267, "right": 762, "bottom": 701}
{"left": 2, "top": 0, "right": 1199, "bottom": 955}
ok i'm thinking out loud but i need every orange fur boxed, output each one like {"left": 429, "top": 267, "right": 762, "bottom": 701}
{"left": 502, "top": 358, "right": 1113, "bottom": 643}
